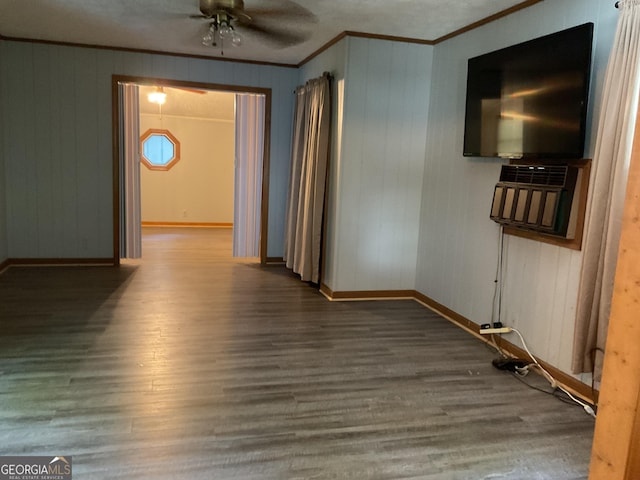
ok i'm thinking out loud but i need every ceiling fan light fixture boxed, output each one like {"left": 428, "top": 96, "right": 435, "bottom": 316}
{"left": 218, "top": 22, "right": 232, "bottom": 38}
{"left": 231, "top": 30, "right": 242, "bottom": 47}
{"left": 202, "top": 26, "right": 215, "bottom": 45}
{"left": 202, "top": 14, "right": 242, "bottom": 51}
{"left": 148, "top": 87, "right": 167, "bottom": 105}
{"left": 192, "top": 0, "right": 316, "bottom": 53}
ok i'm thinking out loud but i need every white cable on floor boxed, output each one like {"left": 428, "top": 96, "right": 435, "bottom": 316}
{"left": 510, "top": 328, "right": 596, "bottom": 419}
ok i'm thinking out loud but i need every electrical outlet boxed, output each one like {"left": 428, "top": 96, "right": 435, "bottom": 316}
{"left": 480, "top": 327, "right": 512, "bottom": 335}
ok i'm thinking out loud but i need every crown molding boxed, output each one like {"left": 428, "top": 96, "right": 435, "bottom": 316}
{"left": 0, "top": 35, "right": 298, "bottom": 69}
{"left": 1, "top": 0, "right": 543, "bottom": 69}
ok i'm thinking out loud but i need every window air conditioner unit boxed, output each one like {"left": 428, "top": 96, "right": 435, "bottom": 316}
{"left": 490, "top": 164, "right": 579, "bottom": 237}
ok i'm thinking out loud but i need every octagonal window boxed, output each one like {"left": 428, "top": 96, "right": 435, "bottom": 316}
{"left": 140, "top": 129, "right": 180, "bottom": 171}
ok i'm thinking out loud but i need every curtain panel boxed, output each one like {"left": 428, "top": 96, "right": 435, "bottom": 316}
{"left": 234, "top": 94, "right": 265, "bottom": 258}
{"left": 572, "top": 0, "right": 640, "bottom": 377}
{"left": 284, "top": 73, "right": 332, "bottom": 283}
{"left": 119, "top": 83, "right": 142, "bottom": 259}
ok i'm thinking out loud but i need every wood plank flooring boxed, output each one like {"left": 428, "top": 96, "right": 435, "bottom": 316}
{"left": 0, "top": 228, "right": 594, "bottom": 479}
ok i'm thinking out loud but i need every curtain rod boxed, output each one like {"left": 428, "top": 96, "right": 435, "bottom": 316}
{"left": 293, "top": 72, "right": 333, "bottom": 93}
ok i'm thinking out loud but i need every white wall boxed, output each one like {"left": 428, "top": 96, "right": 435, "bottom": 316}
{"left": 139, "top": 113, "right": 234, "bottom": 224}
{"left": 0, "top": 40, "right": 6, "bottom": 263}
{"left": 0, "top": 42, "right": 297, "bottom": 259}
{"left": 304, "top": 37, "right": 434, "bottom": 292}
{"left": 416, "top": 0, "right": 618, "bottom": 377}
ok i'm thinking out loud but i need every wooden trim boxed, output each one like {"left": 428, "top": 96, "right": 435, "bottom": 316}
{"left": 413, "top": 290, "right": 597, "bottom": 403}
{"left": 297, "top": 1, "right": 541, "bottom": 66}
{"left": 260, "top": 92, "right": 272, "bottom": 265}
{"left": 626, "top": 392, "right": 640, "bottom": 479}
{"left": 321, "top": 287, "right": 596, "bottom": 403}
{"left": 497, "top": 336, "right": 596, "bottom": 402}
{"left": 112, "top": 75, "right": 272, "bottom": 265}
{"left": 319, "top": 283, "right": 334, "bottom": 299}
{"left": 589, "top": 97, "right": 640, "bottom": 480}
{"left": 342, "top": 31, "right": 435, "bottom": 45}
{"left": 1, "top": 36, "right": 298, "bottom": 69}
{"left": 325, "top": 289, "right": 418, "bottom": 301}
{"left": 115, "top": 75, "right": 273, "bottom": 96}
{"left": 503, "top": 158, "right": 592, "bottom": 251}
{"left": 573, "top": 159, "right": 591, "bottom": 250}
{"left": 141, "top": 222, "right": 232, "bottom": 228}
{"left": 414, "top": 291, "right": 482, "bottom": 336}
{"left": 112, "top": 78, "right": 121, "bottom": 266}
{"left": 8, "top": 258, "right": 115, "bottom": 266}
{"left": 297, "top": 32, "right": 348, "bottom": 67}
{"left": 0, "top": 259, "right": 10, "bottom": 274}
{"left": 140, "top": 128, "right": 181, "bottom": 171}
{"left": 504, "top": 227, "right": 583, "bottom": 250}
{"left": 265, "top": 257, "right": 285, "bottom": 264}
{"left": 300, "top": 30, "right": 424, "bottom": 66}
{"left": 432, "top": 0, "right": 545, "bottom": 44}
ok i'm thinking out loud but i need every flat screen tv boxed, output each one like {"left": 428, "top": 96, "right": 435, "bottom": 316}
{"left": 463, "top": 23, "right": 594, "bottom": 160}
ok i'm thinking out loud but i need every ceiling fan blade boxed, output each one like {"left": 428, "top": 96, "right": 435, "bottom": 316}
{"left": 175, "top": 87, "right": 207, "bottom": 94}
{"left": 242, "top": 1, "right": 316, "bottom": 21}
{"left": 237, "top": 21, "right": 310, "bottom": 47}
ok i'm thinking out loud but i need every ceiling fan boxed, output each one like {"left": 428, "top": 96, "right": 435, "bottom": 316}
{"left": 191, "top": 0, "right": 316, "bottom": 50}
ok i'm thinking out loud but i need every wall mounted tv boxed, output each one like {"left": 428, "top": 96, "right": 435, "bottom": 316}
{"left": 463, "top": 23, "right": 594, "bottom": 160}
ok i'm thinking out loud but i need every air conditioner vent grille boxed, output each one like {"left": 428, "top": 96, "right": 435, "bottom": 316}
{"left": 499, "top": 165, "right": 568, "bottom": 186}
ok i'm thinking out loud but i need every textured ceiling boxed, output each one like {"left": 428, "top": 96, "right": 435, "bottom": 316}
{"left": 0, "top": 0, "right": 530, "bottom": 65}
{"left": 139, "top": 86, "right": 235, "bottom": 120}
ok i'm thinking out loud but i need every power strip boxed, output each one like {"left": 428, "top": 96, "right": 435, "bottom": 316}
{"left": 480, "top": 327, "right": 513, "bottom": 335}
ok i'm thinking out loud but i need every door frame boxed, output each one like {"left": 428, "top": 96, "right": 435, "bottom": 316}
{"left": 111, "top": 75, "right": 272, "bottom": 264}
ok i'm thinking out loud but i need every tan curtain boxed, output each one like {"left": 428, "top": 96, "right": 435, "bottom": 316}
{"left": 118, "top": 83, "right": 141, "bottom": 259}
{"left": 572, "top": 0, "right": 640, "bottom": 377}
{"left": 284, "top": 73, "right": 331, "bottom": 283}
{"left": 233, "top": 94, "right": 265, "bottom": 258}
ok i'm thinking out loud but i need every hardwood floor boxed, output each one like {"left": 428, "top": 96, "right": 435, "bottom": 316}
{"left": 0, "top": 228, "right": 594, "bottom": 479}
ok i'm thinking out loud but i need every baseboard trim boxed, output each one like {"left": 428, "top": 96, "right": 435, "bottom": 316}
{"left": 320, "top": 285, "right": 415, "bottom": 301}
{"left": 7, "top": 258, "right": 116, "bottom": 267}
{"left": 265, "top": 257, "right": 286, "bottom": 264}
{"left": 322, "top": 287, "right": 596, "bottom": 404}
{"left": 142, "top": 221, "right": 233, "bottom": 228}
{"left": 0, "top": 258, "right": 10, "bottom": 274}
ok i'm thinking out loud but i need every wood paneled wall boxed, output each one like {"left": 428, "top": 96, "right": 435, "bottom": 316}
{"left": 415, "top": 0, "right": 618, "bottom": 376}
{"left": 0, "top": 41, "right": 297, "bottom": 259}
{"left": 303, "top": 37, "right": 434, "bottom": 292}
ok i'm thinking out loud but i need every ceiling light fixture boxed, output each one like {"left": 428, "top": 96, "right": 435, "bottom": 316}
{"left": 202, "top": 13, "right": 242, "bottom": 55}
{"left": 148, "top": 86, "right": 167, "bottom": 105}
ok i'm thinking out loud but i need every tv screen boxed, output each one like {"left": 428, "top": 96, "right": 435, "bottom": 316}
{"left": 463, "top": 23, "right": 594, "bottom": 159}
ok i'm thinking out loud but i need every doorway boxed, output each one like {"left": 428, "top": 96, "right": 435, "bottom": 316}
{"left": 112, "top": 75, "right": 272, "bottom": 265}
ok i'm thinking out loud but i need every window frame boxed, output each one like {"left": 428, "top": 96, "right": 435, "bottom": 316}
{"left": 140, "top": 128, "right": 181, "bottom": 171}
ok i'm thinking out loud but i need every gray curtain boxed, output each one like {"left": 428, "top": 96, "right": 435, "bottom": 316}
{"left": 572, "top": 0, "right": 640, "bottom": 377}
{"left": 119, "top": 83, "right": 142, "bottom": 259}
{"left": 284, "top": 73, "right": 331, "bottom": 283}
